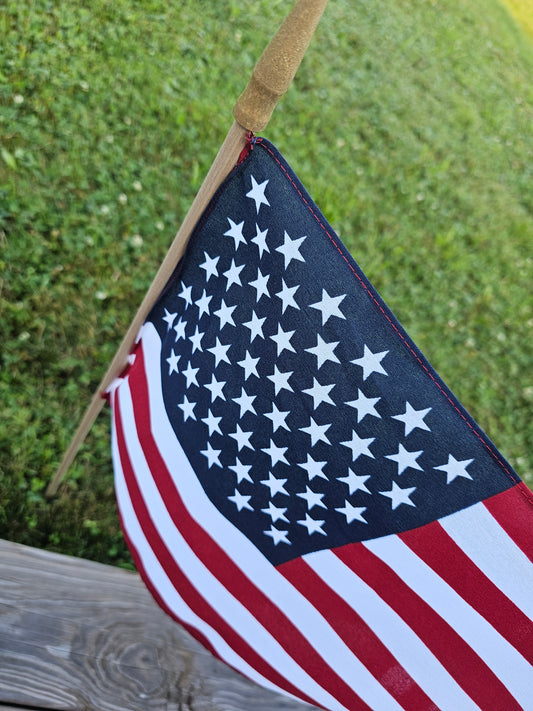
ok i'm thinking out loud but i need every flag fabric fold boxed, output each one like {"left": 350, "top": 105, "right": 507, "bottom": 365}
{"left": 108, "top": 137, "right": 533, "bottom": 711}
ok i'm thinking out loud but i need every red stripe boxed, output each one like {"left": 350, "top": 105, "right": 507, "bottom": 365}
{"left": 123, "top": 343, "right": 371, "bottom": 711}
{"left": 115, "top": 489, "right": 221, "bottom": 662}
{"left": 112, "top": 391, "right": 223, "bottom": 662}
{"left": 113, "top": 387, "right": 320, "bottom": 709}
{"left": 111, "top": 389, "right": 231, "bottom": 664}
{"left": 401, "top": 519, "right": 533, "bottom": 664}
{"left": 279, "top": 557, "right": 439, "bottom": 711}
{"left": 335, "top": 542, "right": 522, "bottom": 711}
{"left": 484, "top": 484, "right": 533, "bottom": 562}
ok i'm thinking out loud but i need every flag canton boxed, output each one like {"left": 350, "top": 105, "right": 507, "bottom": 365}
{"left": 148, "top": 139, "right": 516, "bottom": 566}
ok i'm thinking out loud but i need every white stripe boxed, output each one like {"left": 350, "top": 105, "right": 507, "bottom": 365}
{"left": 441, "top": 501, "right": 533, "bottom": 619}
{"left": 305, "top": 550, "right": 481, "bottom": 711}
{"left": 115, "top": 382, "right": 343, "bottom": 711}
{"left": 110, "top": 395, "right": 284, "bottom": 697}
{"left": 365, "top": 535, "right": 533, "bottom": 708}
{"left": 138, "top": 322, "right": 404, "bottom": 711}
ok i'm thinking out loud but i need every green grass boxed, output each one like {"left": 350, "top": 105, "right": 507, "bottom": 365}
{"left": 1, "top": 0, "right": 532, "bottom": 565}
{"left": 500, "top": 0, "right": 533, "bottom": 38}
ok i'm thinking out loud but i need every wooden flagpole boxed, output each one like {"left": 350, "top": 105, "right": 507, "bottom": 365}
{"left": 47, "top": 0, "right": 329, "bottom": 497}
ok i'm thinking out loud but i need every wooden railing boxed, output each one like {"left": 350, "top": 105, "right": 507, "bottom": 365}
{"left": 0, "top": 539, "right": 317, "bottom": 710}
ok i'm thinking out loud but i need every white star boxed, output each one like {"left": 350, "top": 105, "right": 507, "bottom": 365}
{"left": 244, "top": 311, "right": 266, "bottom": 342}
{"left": 200, "top": 442, "right": 222, "bottom": 468}
{"left": 352, "top": 345, "right": 389, "bottom": 380}
{"left": 223, "top": 259, "right": 244, "bottom": 290}
{"left": 178, "top": 395, "right": 196, "bottom": 422}
{"left": 201, "top": 409, "right": 222, "bottom": 436}
{"left": 228, "top": 489, "right": 253, "bottom": 512}
{"left": 276, "top": 230, "right": 306, "bottom": 268}
{"left": 267, "top": 365, "right": 293, "bottom": 395}
{"left": 199, "top": 251, "right": 219, "bottom": 281}
{"left": 337, "top": 469, "right": 371, "bottom": 495}
{"left": 229, "top": 458, "right": 253, "bottom": 484}
{"left": 261, "top": 440, "right": 289, "bottom": 466}
{"left": 434, "top": 454, "right": 474, "bottom": 484}
{"left": 208, "top": 337, "right": 231, "bottom": 366}
{"left": 223, "top": 217, "right": 246, "bottom": 249}
{"left": 261, "top": 501, "right": 289, "bottom": 523}
{"left": 195, "top": 289, "right": 212, "bottom": 317}
{"left": 264, "top": 403, "right": 290, "bottom": 432}
{"left": 173, "top": 316, "right": 186, "bottom": 341}
{"left": 305, "top": 334, "right": 340, "bottom": 368}
{"left": 346, "top": 389, "right": 381, "bottom": 423}
{"left": 264, "top": 525, "right": 290, "bottom": 545}
{"left": 380, "top": 482, "right": 417, "bottom": 510}
{"left": 341, "top": 431, "right": 375, "bottom": 461}
{"left": 214, "top": 299, "right": 236, "bottom": 329}
{"left": 276, "top": 279, "right": 300, "bottom": 313}
{"left": 182, "top": 362, "right": 199, "bottom": 388}
{"left": 310, "top": 289, "right": 346, "bottom": 325}
{"left": 238, "top": 351, "right": 260, "bottom": 379}
{"left": 233, "top": 387, "right": 257, "bottom": 417}
{"left": 303, "top": 378, "right": 335, "bottom": 409}
{"left": 250, "top": 268, "right": 270, "bottom": 301}
{"left": 270, "top": 324, "right": 296, "bottom": 356}
{"left": 229, "top": 424, "right": 253, "bottom": 451}
{"left": 165, "top": 349, "right": 180, "bottom": 375}
{"left": 178, "top": 282, "right": 193, "bottom": 307}
{"left": 392, "top": 402, "right": 432, "bottom": 436}
{"left": 189, "top": 325, "right": 204, "bottom": 353}
{"left": 300, "top": 417, "right": 331, "bottom": 446}
{"left": 261, "top": 472, "right": 289, "bottom": 497}
{"left": 251, "top": 223, "right": 269, "bottom": 257}
{"left": 386, "top": 444, "right": 423, "bottom": 475}
{"left": 298, "top": 513, "right": 326, "bottom": 536}
{"left": 246, "top": 175, "right": 270, "bottom": 213}
{"left": 335, "top": 501, "right": 368, "bottom": 524}
{"left": 296, "top": 486, "right": 326, "bottom": 511}
{"left": 204, "top": 374, "right": 226, "bottom": 402}
{"left": 297, "top": 454, "right": 328, "bottom": 481}
{"left": 162, "top": 308, "right": 177, "bottom": 330}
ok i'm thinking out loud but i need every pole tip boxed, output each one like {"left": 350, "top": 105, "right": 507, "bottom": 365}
{"left": 233, "top": 0, "right": 329, "bottom": 132}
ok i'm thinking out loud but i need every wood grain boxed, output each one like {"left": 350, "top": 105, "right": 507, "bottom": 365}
{"left": 0, "top": 539, "right": 318, "bottom": 711}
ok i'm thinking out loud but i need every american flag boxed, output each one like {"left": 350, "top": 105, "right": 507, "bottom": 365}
{"left": 108, "top": 138, "right": 533, "bottom": 710}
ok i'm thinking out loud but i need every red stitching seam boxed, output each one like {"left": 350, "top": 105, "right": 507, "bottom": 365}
{"left": 237, "top": 132, "right": 256, "bottom": 165}
{"left": 257, "top": 139, "right": 532, "bottom": 505}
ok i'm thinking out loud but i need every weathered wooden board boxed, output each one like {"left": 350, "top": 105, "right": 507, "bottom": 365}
{"left": 0, "top": 539, "right": 318, "bottom": 711}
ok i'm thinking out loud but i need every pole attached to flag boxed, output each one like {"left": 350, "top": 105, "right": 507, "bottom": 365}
{"left": 47, "top": 0, "right": 329, "bottom": 497}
